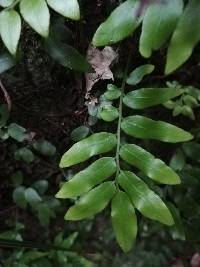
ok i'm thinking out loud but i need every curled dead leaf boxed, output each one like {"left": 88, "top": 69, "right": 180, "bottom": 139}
{"left": 85, "top": 46, "right": 118, "bottom": 99}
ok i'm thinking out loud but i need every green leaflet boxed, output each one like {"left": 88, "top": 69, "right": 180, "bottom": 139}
{"left": 45, "top": 40, "right": 93, "bottom": 73}
{"left": 169, "top": 149, "right": 185, "bottom": 171}
{"left": 182, "top": 142, "right": 200, "bottom": 162}
{"left": 120, "top": 144, "right": 181, "bottom": 185}
{"left": 126, "top": 64, "right": 155, "bottom": 85}
{"left": 104, "top": 84, "right": 121, "bottom": 100}
{"left": 65, "top": 182, "right": 116, "bottom": 221}
{"left": 71, "top": 126, "right": 90, "bottom": 142}
{"left": 121, "top": 115, "right": 193, "bottom": 143}
{"left": 140, "top": 0, "right": 183, "bottom": 58}
{"left": 0, "top": 0, "right": 14, "bottom": 7}
{"left": 60, "top": 132, "right": 117, "bottom": 168}
{"left": 111, "top": 191, "right": 137, "bottom": 252}
{"left": 20, "top": 0, "right": 50, "bottom": 38}
{"left": 92, "top": 0, "right": 140, "bottom": 47}
{"left": 0, "top": 10, "right": 21, "bottom": 55}
{"left": 123, "top": 88, "right": 183, "bottom": 109}
{"left": 46, "top": 0, "right": 80, "bottom": 20}
{"left": 167, "top": 202, "right": 185, "bottom": 241}
{"left": 165, "top": 0, "right": 200, "bottom": 74}
{"left": 99, "top": 105, "right": 119, "bottom": 122}
{"left": 56, "top": 157, "right": 116, "bottom": 198}
{"left": 118, "top": 171, "right": 174, "bottom": 226}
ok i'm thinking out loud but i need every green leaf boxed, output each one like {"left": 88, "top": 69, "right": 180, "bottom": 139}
{"left": 99, "top": 105, "right": 119, "bottom": 122}
{"left": 71, "top": 126, "right": 90, "bottom": 142}
{"left": 45, "top": 40, "right": 93, "bottom": 72}
{"left": 139, "top": 0, "right": 183, "bottom": 58}
{"left": 120, "top": 144, "right": 180, "bottom": 185}
{"left": 33, "top": 139, "right": 56, "bottom": 156}
{"left": 37, "top": 203, "right": 54, "bottom": 226}
{"left": 24, "top": 188, "right": 42, "bottom": 207}
{"left": 111, "top": 190, "right": 137, "bottom": 252}
{"left": 104, "top": 84, "right": 121, "bottom": 100}
{"left": 167, "top": 202, "right": 185, "bottom": 241}
{"left": 60, "top": 132, "right": 117, "bottom": 168}
{"left": 126, "top": 64, "right": 155, "bottom": 85}
{"left": 62, "top": 232, "right": 78, "bottom": 249}
{"left": 0, "top": 53, "right": 15, "bottom": 73}
{"left": 8, "top": 123, "right": 26, "bottom": 142}
{"left": 46, "top": 0, "right": 80, "bottom": 20}
{"left": 169, "top": 149, "right": 185, "bottom": 171}
{"left": 0, "top": 10, "right": 21, "bottom": 55}
{"left": 121, "top": 115, "right": 193, "bottom": 143}
{"left": 56, "top": 157, "right": 116, "bottom": 198}
{"left": 15, "top": 147, "right": 35, "bottom": 163}
{"left": 21, "top": 251, "right": 48, "bottom": 264}
{"left": 182, "top": 142, "right": 200, "bottom": 162}
{"left": 65, "top": 181, "right": 116, "bottom": 221}
{"left": 123, "top": 87, "right": 183, "bottom": 109}
{"left": 0, "top": 0, "right": 14, "bottom": 7}
{"left": 32, "top": 180, "right": 48, "bottom": 195}
{"left": 165, "top": 0, "right": 200, "bottom": 74}
{"left": 92, "top": 0, "right": 141, "bottom": 46}
{"left": 13, "top": 186, "right": 27, "bottom": 209}
{"left": 20, "top": 0, "right": 50, "bottom": 38}
{"left": 118, "top": 171, "right": 174, "bottom": 225}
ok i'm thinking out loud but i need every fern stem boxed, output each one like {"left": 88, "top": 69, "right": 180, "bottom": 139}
{"left": 115, "top": 53, "right": 131, "bottom": 183}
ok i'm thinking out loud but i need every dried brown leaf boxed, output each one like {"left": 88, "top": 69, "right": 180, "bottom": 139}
{"left": 85, "top": 46, "right": 118, "bottom": 99}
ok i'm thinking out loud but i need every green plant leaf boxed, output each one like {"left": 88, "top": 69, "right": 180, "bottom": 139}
{"left": 92, "top": 0, "right": 141, "bottom": 46}
{"left": 60, "top": 132, "right": 117, "bottom": 168}
{"left": 121, "top": 115, "right": 193, "bottom": 143}
{"left": 120, "top": 144, "right": 180, "bottom": 184}
{"left": 45, "top": 40, "right": 93, "bottom": 72}
{"left": 0, "top": 10, "right": 21, "bottom": 55}
{"left": 65, "top": 181, "right": 116, "bottom": 221}
{"left": 0, "top": 53, "right": 15, "bottom": 73}
{"left": 37, "top": 203, "right": 54, "bottom": 226}
{"left": 123, "top": 87, "right": 183, "bottom": 109}
{"left": 0, "top": 0, "right": 14, "bottom": 7}
{"left": 32, "top": 180, "right": 48, "bottom": 195}
{"left": 167, "top": 202, "right": 185, "bottom": 241}
{"left": 8, "top": 123, "right": 26, "bottom": 142}
{"left": 182, "top": 142, "right": 200, "bottom": 162}
{"left": 139, "top": 0, "right": 183, "bottom": 58}
{"left": 46, "top": 0, "right": 80, "bottom": 20}
{"left": 15, "top": 147, "right": 35, "bottom": 163}
{"left": 20, "top": 0, "right": 50, "bottom": 38}
{"left": 33, "top": 139, "right": 56, "bottom": 156}
{"left": 118, "top": 171, "right": 174, "bottom": 225}
{"left": 111, "top": 190, "right": 137, "bottom": 252}
{"left": 24, "top": 188, "right": 42, "bottom": 207}
{"left": 165, "top": 0, "right": 200, "bottom": 74}
{"left": 13, "top": 186, "right": 27, "bottom": 209}
{"left": 169, "top": 149, "right": 185, "bottom": 171}
{"left": 104, "top": 84, "right": 121, "bottom": 100}
{"left": 21, "top": 251, "right": 48, "bottom": 264}
{"left": 62, "top": 232, "right": 78, "bottom": 249}
{"left": 99, "top": 105, "right": 119, "bottom": 122}
{"left": 56, "top": 157, "right": 116, "bottom": 198}
{"left": 71, "top": 126, "right": 90, "bottom": 142}
{"left": 126, "top": 64, "right": 155, "bottom": 85}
